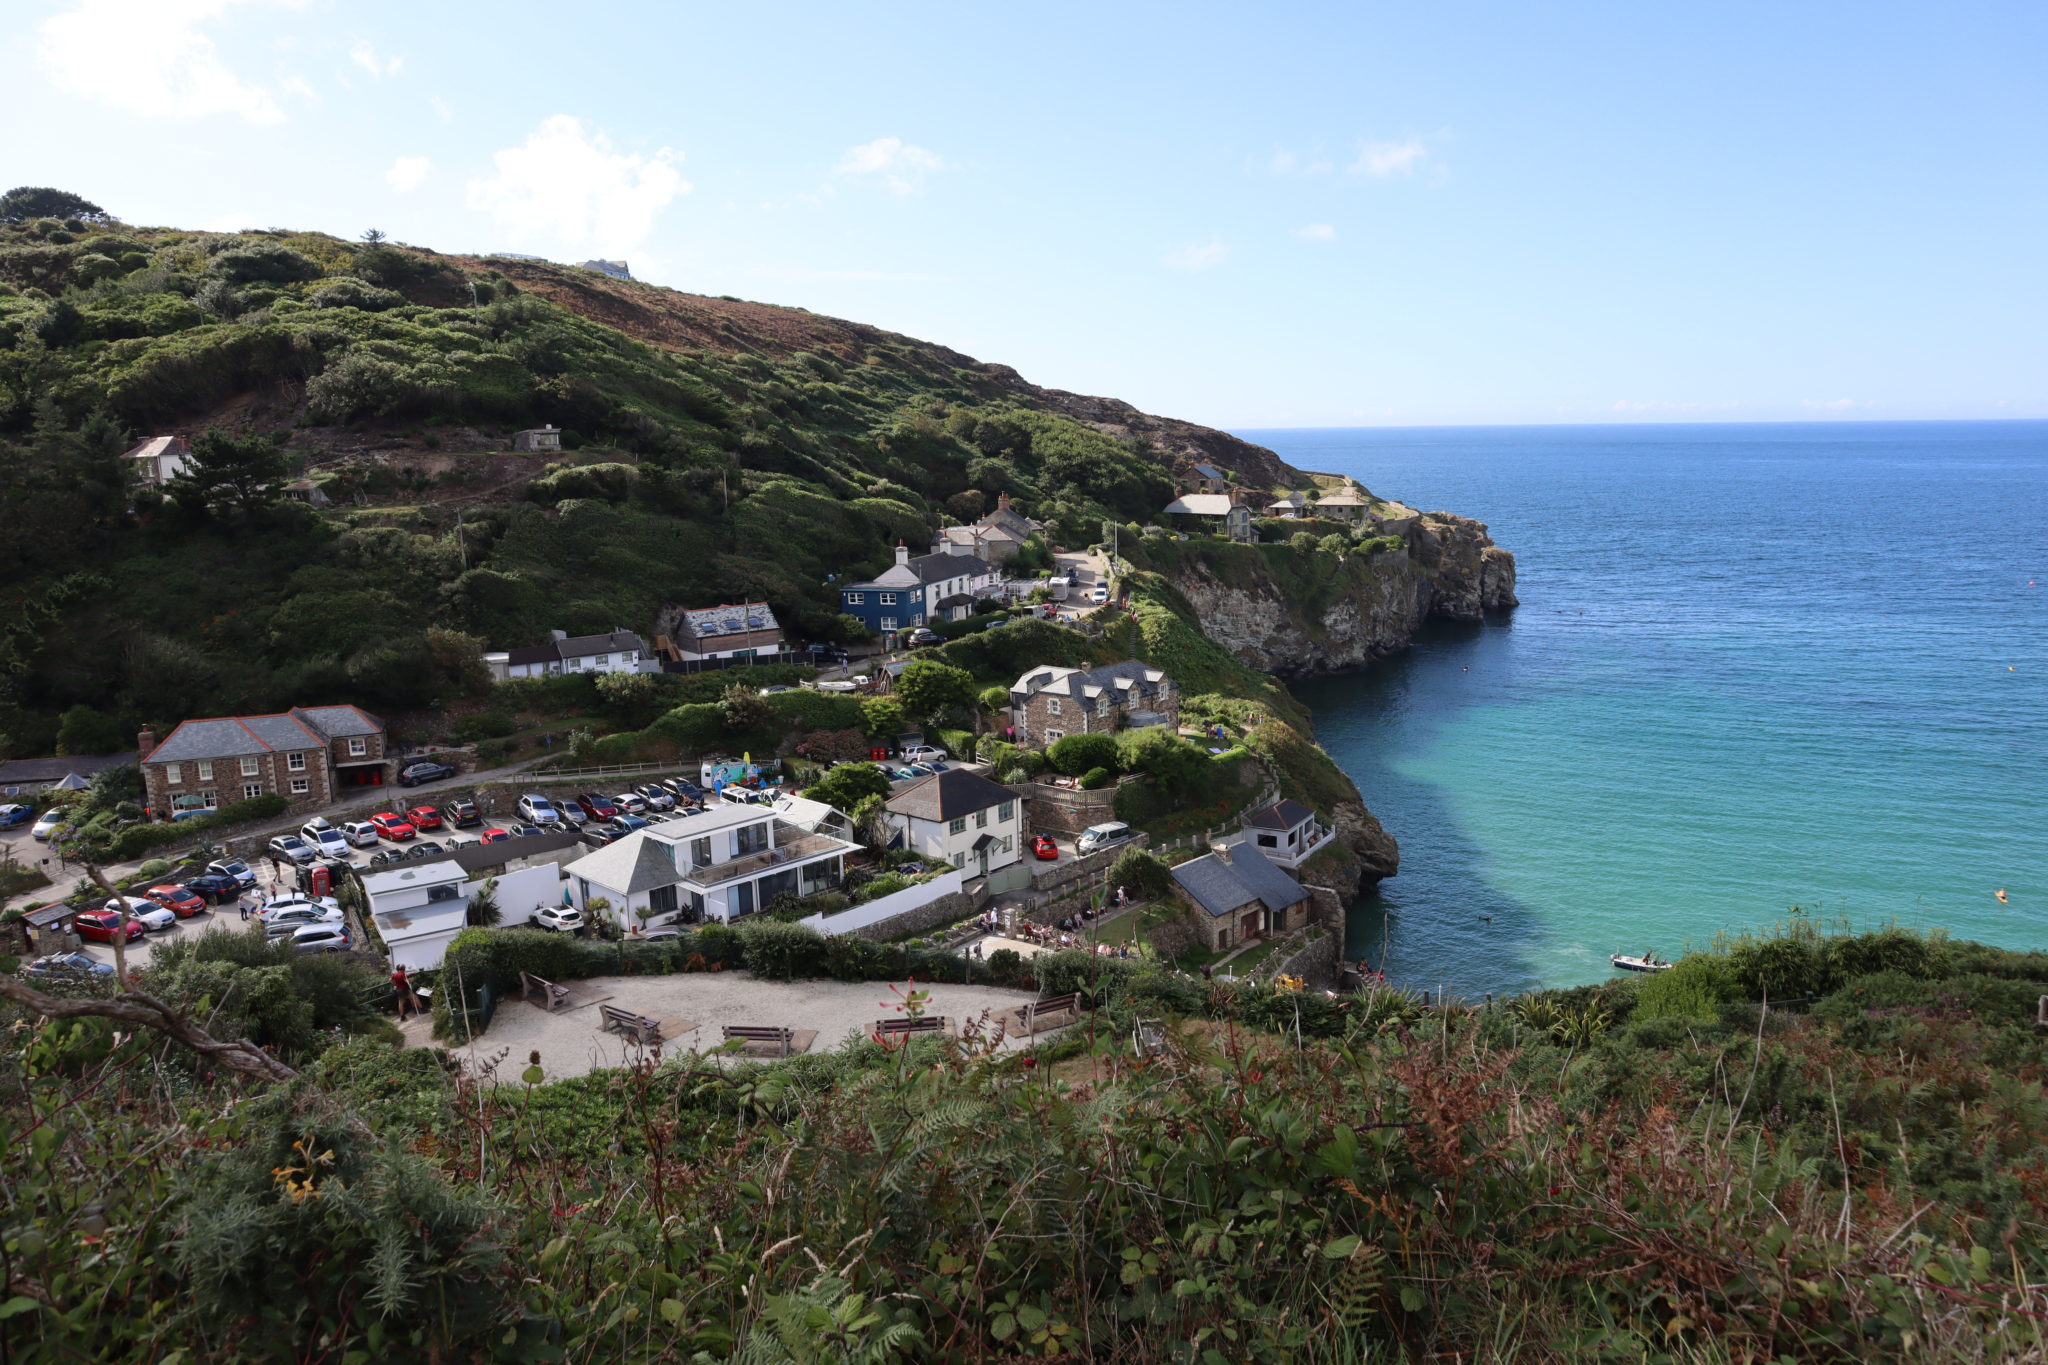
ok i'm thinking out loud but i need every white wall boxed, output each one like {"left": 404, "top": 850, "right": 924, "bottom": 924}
{"left": 799, "top": 869, "right": 964, "bottom": 936}
{"left": 468, "top": 862, "right": 562, "bottom": 928}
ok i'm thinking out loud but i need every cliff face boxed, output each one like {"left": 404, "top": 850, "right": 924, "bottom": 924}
{"left": 1163, "top": 512, "right": 1518, "bottom": 680}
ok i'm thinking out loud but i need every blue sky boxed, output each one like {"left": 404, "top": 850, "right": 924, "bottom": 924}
{"left": 14, "top": 0, "right": 2046, "bottom": 427}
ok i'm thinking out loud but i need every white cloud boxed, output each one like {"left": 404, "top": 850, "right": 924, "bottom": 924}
{"left": 1163, "top": 241, "right": 1228, "bottom": 271}
{"left": 385, "top": 155, "right": 431, "bottom": 194}
{"left": 466, "top": 115, "right": 689, "bottom": 255}
{"left": 1609, "top": 398, "right": 1743, "bottom": 413}
{"left": 1799, "top": 397, "right": 1862, "bottom": 410}
{"left": 1269, "top": 146, "right": 1334, "bottom": 176}
{"left": 429, "top": 96, "right": 453, "bottom": 122}
{"left": 279, "top": 72, "right": 316, "bottom": 103}
{"left": 37, "top": 0, "right": 306, "bottom": 125}
{"left": 1291, "top": 223, "right": 1337, "bottom": 241}
{"left": 1350, "top": 137, "right": 1431, "bottom": 178}
{"left": 834, "top": 137, "right": 943, "bottom": 194}
{"left": 348, "top": 40, "right": 403, "bottom": 79}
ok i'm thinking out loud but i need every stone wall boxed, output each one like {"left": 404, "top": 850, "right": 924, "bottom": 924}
{"left": 1249, "top": 926, "right": 1343, "bottom": 991}
{"left": 1018, "top": 780, "right": 1119, "bottom": 837}
{"left": 827, "top": 889, "right": 975, "bottom": 944}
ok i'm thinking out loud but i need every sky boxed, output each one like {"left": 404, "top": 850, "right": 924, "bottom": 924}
{"left": 13, "top": 0, "right": 2046, "bottom": 428}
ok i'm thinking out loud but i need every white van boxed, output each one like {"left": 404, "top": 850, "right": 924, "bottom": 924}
{"left": 1077, "top": 821, "right": 1137, "bottom": 854}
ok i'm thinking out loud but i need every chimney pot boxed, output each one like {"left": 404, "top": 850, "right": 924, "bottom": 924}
{"left": 137, "top": 728, "right": 157, "bottom": 761}
{"left": 895, "top": 542, "right": 911, "bottom": 566}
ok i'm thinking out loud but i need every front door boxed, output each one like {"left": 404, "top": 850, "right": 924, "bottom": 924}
{"left": 1242, "top": 910, "right": 1261, "bottom": 940}
{"left": 977, "top": 845, "right": 990, "bottom": 877}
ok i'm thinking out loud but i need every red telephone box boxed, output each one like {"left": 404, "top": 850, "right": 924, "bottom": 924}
{"left": 309, "top": 865, "right": 331, "bottom": 898}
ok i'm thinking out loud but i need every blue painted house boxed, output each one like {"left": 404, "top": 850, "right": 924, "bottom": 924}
{"left": 839, "top": 544, "right": 995, "bottom": 639}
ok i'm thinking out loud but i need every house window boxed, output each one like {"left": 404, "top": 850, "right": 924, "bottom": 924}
{"left": 240, "top": 757, "right": 259, "bottom": 777}
{"left": 998, "top": 801, "right": 1015, "bottom": 822}
{"left": 949, "top": 817, "right": 966, "bottom": 836}
{"left": 648, "top": 885, "right": 678, "bottom": 914}
{"left": 349, "top": 738, "right": 367, "bottom": 757}
{"left": 999, "top": 836, "right": 1012, "bottom": 854}
{"left": 290, "top": 778, "right": 309, "bottom": 795}
{"left": 594, "top": 655, "right": 609, "bottom": 669}
{"left": 910, "top": 588, "right": 922, "bottom": 602}
{"left": 1047, "top": 698, "right": 1062, "bottom": 716}
{"left": 684, "top": 889, "right": 705, "bottom": 921}
{"left": 952, "top": 852, "right": 966, "bottom": 868}
{"left": 196, "top": 761, "right": 212, "bottom": 782}
{"left": 975, "top": 810, "right": 988, "bottom": 829}
{"left": 845, "top": 592, "right": 864, "bottom": 605}
{"left": 1257, "top": 833, "right": 1278, "bottom": 848}
{"left": 910, "top": 613, "right": 924, "bottom": 627}
{"left": 690, "top": 837, "right": 712, "bottom": 868}
{"left": 735, "top": 823, "right": 768, "bottom": 856}
{"left": 1046, "top": 729, "right": 1064, "bottom": 743}
{"left": 880, "top": 617, "right": 898, "bottom": 632}
{"left": 879, "top": 592, "right": 897, "bottom": 605}
{"left": 199, "top": 790, "right": 216, "bottom": 808}
{"left": 243, "top": 783, "right": 262, "bottom": 801}
{"left": 165, "top": 763, "right": 182, "bottom": 785}
{"left": 287, "top": 752, "right": 306, "bottom": 771}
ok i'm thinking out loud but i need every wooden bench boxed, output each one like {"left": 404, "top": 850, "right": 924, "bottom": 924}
{"left": 722, "top": 1024, "right": 795, "bottom": 1057}
{"left": 521, "top": 971, "right": 571, "bottom": 1012}
{"left": 600, "top": 1003, "right": 663, "bottom": 1046}
{"left": 874, "top": 1016, "right": 948, "bottom": 1038}
{"left": 1018, "top": 991, "right": 1081, "bottom": 1034}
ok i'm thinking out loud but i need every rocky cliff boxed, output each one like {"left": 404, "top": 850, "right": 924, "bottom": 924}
{"left": 1157, "top": 512, "right": 1518, "bottom": 680}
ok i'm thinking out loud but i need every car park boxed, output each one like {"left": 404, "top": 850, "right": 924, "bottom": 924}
{"left": 516, "top": 794, "right": 557, "bottom": 824}
{"left": 405, "top": 805, "right": 443, "bottom": 831}
{"left": 181, "top": 873, "right": 240, "bottom": 904}
{"left": 208, "top": 859, "right": 257, "bottom": 888}
{"left": 575, "top": 793, "right": 618, "bottom": 821}
{"left": 1030, "top": 835, "right": 1060, "bottom": 860}
{"left": 479, "top": 827, "right": 511, "bottom": 844}
{"left": 340, "top": 822, "right": 380, "bottom": 848}
{"left": 105, "top": 895, "right": 177, "bottom": 932}
{"left": 20, "top": 952, "right": 114, "bottom": 981}
{"left": 535, "top": 905, "right": 583, "bottom": 933}
{"left": 397, "top": 760, "right": 457, "bottom": 787}
{"left": 30, "top": 810, "right": 67, "bottom": 841}
{"left": 72, "top": 908, "right": 144, "bottom": 944}
{"left": 268, "top": 834, "right": 317, "bottom": 865}
{"left": 144, "top": 884, "right": 209, "bottom": 918}
{"left": 634, "top": 784, "right": 676, "bottom": 810}
{"left": 1076, "top": 821, "right": 1138, "bottom": 854}
{"left": 302, "top": 825, "right": 351, "bottom": 859}
{"left": 0, "top": 803, "right": 33, "bottom": 828}
{"left": 448, "top": 799, "right": 482, "bottom": 828}
{"left": 370, "top": 814, "right": 416, "bottom": 842}
{"left": 288, "top": 924, "right": 352, "bottom": 954}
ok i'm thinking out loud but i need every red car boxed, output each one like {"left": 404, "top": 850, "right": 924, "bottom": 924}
{"left": 404, "top": 804, "right": 443, "bottom": 831}
{"left": 73, "top": 908, "right": 145, "bottom": 944}
{"left": 144, "top": 884, "right": 208, "bottom": 918}
{"left": 479, "top": 827, "right": 511, "bottom": 844}
{"left": 1030, "top": 835, "right": 1060, "bottom": 861}
{"left": 575, "top": 792, "right": 618, "bottom": 820}
{"left": 370, "top": 813, "right": 417, "bottom": 842}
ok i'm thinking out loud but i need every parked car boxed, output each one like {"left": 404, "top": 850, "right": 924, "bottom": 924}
{"left": 575, "top": 793, "right": 618, "bottom": 820}
{"left": 515, "top": 794, "right": 557, "bottom": 824}
{"left": 535, "top": 905, "right": 583, "bottom": 933}
{"left": 1077, "top": 821, "right": 1138, "bottom": 854}
{"left": 268, "top": 834, "right": 317, "bottom": 865}
{"left": 905, "top": 628, "right": 941, "bottom": 648}
{"left": 104, "top": 896, "right": 177, "bottom": 932}
{"left": 758, "top": 684, "right": 797, "bottom": 697}
{"left": 659, "top": 777, "right": 703, "bottom": 800}
{"left": 0, "top": 803, "right": 34, "bottom": 828}
{"left": 888, "top": 767, "right": 921, "bottom": 782}
{"left": 340, "top": 822, "right": 380, "bottom": 848}
{"left": 181, "top": 873, "right": 240, "bottom": 904}
{"left": 405, "top": 805, "right": 444, "bottom": 831}
{"left": 805, "top": 643, "right": 850, "bottom": 665}
{"left": 302, "top": 825, "right": 351, "bottom": 859}
{"left": 1030, "top": 835, "right": 1060, "bottom": 861}
{"left": 479, "top": 828, "right": 511, "bottom": 844}
{"left": 634, "top": 784, "right": 676, "bottom": 811}
{"left": 169, "top": 806, "right": 217, "bottom": 823}
{"left": 368, "top": 849, "right": 406, "bottom": 868}
{"left": 370, "top": 814, "right": 416, "bottom": 842}
{"left": 613, "top": 792, "right": 647, "bottom": 815}
{"left": 20, "top": 952, "right": 114, "bottom": 981}
{"left": 448, "top": 799, "right": 482, "bottom": 828}
{"left": 397, "top": 760, "right": 457, "bottom": 788}
{"left": 256, "top": 895, "right": 340, "bottom": 920}
{"left": 609, "top": 814, "right": 649, "bottom": 834}
{"left": 900, "top": 744, "right": 945, "bottom": 764}
{"left": 288, "top": 924, "right": 352, "bottom": 954}
{"left": 30, "top": 810, "right": 67, "bottom": 841}
{"left": 907, "top": 762, "right": 948, "bottom": 777}
{"left": 720, "top": 786, "right": 767, "bottom": 804}
{"left": 263, "top": 907, "right": 345, "bottom": 935}
{"left": 143, "top": 884, "right": 209, "bottom": 918}
{"left": 579, "top": 826, "right": 621, "bottom": 848}
{"left": 554, "top": 803, "right": 588, "bottom": 827}
{"left": 443, "top": 833, "right": 481, "bottom": 850}
{"left": 1090, "top": 581, "right": 1111, "bottom": 603}
{"left": 208, "top": 859, "right": 257, "bottom": 889}
{"left": 72, "top": 908, "right": 144, "bottom": 944}
{"left": 407, "top": 841, "right": 446, "bottom": 859}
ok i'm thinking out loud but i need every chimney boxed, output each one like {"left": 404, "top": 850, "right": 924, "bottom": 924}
{"left": 895, "top": 541, "right": 910, "bottom": 567}
{"left": 550, "top": 629, "right": 568, "bottom": 641}
{"left": 997, "top": 491, "right": 1011, "bottom": 512}
{"left": 1210, "top": 841, "right": 1233, "bottom": 864}
{"left": 137, "top": 728, "right": 157, "bottom": 762}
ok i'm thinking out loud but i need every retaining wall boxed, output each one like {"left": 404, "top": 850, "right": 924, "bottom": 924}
{"left": 800, "top": 870, "right": 972, "bottom": 942}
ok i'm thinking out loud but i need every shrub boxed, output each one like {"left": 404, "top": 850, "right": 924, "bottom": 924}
{"left": 1078, "top": 766, "right": 1112, "bottom": 790}
{"left": 107, "top": 793, "right": 289, "bottom": 859}
{"left": 979, "top": 686, "right": 1011, "bottom": 712}
{"left": 804, "top": 762, "right": 891, "bottom": 812}
{"left": 135, "top": 858, "right": 172, "bottom": 880}
{"left": 1049, "top": 732, "right": 1119, "bottom": 776}
{"left": 739, "top": 920, "right": 828, "bottom": 980}
{"left": 1633, "top": 954, "right": 1741, "bottom": 1023}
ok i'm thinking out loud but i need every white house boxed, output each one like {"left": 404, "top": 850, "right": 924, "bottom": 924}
{"left": 1235, "top": 799, "right": 1336, "bottom": 871}
{"left": 562, "top": 803, "right": 859, "bottom": 930}
{"left": 884, "top": 769, "right": 1022, "bottom": 879}
{"left": 122, "top": 436, "right": 191, "bottom": 487}
{"left": 484, "top": 628, "right": 650, "bottom": 680}
{"left": 362, "top": 860, "right": 560, "bottom": 971}
{"left": 770, "top": 792, "right": 854, "bottom": 839}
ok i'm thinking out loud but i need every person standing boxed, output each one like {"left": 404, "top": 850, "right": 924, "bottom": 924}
{"left": 390, "top": 965, "right": 416, "bottom": 1020}
{"left": 237, "top": 893, "right": 250, "bottom": 922}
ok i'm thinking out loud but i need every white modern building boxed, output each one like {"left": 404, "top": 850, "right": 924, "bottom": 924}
{"left": 562, "top": 803, "right": 859, "bottom": 930}
{"left": 122, "top": 435, "right": 192, "bottom": 487}
{"left": 484, "top": 629, "right": 650, "bottom": 680}
{"left": 361, "top": 860, "right": 558, "bottom": 971}
{"left": 884, "top": 769, "right": 1022, "bottom": 879}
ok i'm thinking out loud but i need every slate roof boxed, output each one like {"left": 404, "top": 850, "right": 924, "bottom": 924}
{"left": 506, "top": 643, "right": 558, "bottom": 667}
{"left": 845, "top": 551, "right": 991, "bottom": 593}
{"left": 563, "top": 831, "right": 680, "bottom": 896}
{"left": 886, "top": 768, "right": 1014, "bottom": 822}
{"left": 0, "top": 753, "right": 136, "bottom": 785}
{"left": 1170, "top": 844, "right": 1310, "bottom": 919}
{"left": 676, "top": 602, "right": 779, "bottom": 644}
{"left": 1163, "top": 494, "right": 1236, "bottom": 517}
{"left": 1192, "top": 463, "right": 1225, "bottom": 480}
{"left": 1011, "top": 660, "right": 1170, "bottom": 716}
{"left": 979, "top": 501, "right": 1037, "bottom": 538}
{"left": 555, "top": 630, "right": 645, "bottom": 659}
{"left": 292, "top": 705, "right": 383, "bottom": 738}
{"left": 149, "top": 713, "right": 325, "bottom": 764}
{"left": 1244, "top": 799, "right": 1318, "bottom": 832}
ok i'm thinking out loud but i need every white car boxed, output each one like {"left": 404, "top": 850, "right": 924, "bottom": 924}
{"left": 208, "top": 859, "right": 257, "bottom": 888}
{"left": 515, "top": 794, "right": 557, "bottom": 824}
{"left": 256, "top": 895, "right": 341, "bottom": 921}
{"left": 1077, "top": 821, "right": 1138, "bottom": 854}
{"left": 536, "top": 905, "right": 583, "bottom": 933}
{"left": 613, "top": 792, "right": 647, "bottom": 814}
{"left": 302, "top": 825, "right": 351, "bottom": 859}
{"left": 105, "top": 895, "right": 177, "bottom": 932}
{"left": 1090, "top": 582, "right": 1111, "bottom": 603}
{"left": 262, "top": 907, "right": 345, "bottom": 935}
{"left": 31, "top": 810, "right": 67, "bottom": 841}
{"left": 340, "top": 821, "right": 380, "bottom": 848}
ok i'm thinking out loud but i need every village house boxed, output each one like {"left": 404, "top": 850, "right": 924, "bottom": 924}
{"left": 483, "top": 629, "right": 649, "bottom": 680}
{"left": 512, "top": 425, "right": 562, "bottom": 452}
{"left": 0, "top": 751, "right": 138, "bottom": 797}
{"left": 1169, "top": 841, "right": 1313, "bottom": 953}
{"left": 840, "top": 544, "right": 994, "bottom": 636}
{"left": 139, "top": 705, "right": 388, "bottom": 815}
{"left": 885, "top": 768, "right": 1022, "bottom": 879}
{"left": 1266, "top": 491, "right": 1312, "bottom": 519}
{"left": 660, "top": 602, "right": 783, "bottom": 663}
{"left": 563, "top": 802, "right": 859, "bottom": 929}
{"left": 1188, "top": 463, "right": 1228, "bottom": 494}
{"left": 1160, "top": 491, "right": 1255, "bottom": 543}
{"left": 1009, "top": 660, "right": 1178, "bottom": 747}
{"left": 1237, "top": 799, "right": 1337, "bottom": 870}
{"left": 931, "top": 491, "right": 1041, "bottom": 564}
{"left": 1312, "top": 486, "right": 1370, "bottom": 522}
{"left": 121, "top": 435, "right": 191, "bottom": 486}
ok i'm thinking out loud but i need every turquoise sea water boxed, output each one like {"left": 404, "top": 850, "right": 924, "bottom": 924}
{"left": 1235, "top": 422, "right": 2048, "bottom": 998}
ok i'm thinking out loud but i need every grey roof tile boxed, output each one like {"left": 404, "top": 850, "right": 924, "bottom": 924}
{"left": 886, "top": 768, "right": 1014, "bottom": 822}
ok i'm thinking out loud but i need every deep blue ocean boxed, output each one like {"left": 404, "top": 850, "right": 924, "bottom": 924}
{"left": 1234, "top": 422, "right": 2048, "bottom": 999}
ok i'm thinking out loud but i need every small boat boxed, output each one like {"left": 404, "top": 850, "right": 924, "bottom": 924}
{"left": 1611, "top": 953, "right": 1673, "bottom": 974}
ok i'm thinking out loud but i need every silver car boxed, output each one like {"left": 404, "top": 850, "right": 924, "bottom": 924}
{"left": 288, "top": 924, "right": 352, "bottom": 954}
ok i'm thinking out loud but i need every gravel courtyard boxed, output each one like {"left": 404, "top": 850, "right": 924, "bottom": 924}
{"left": 409, "top": 971, "right": 1051, "bottom": 1081}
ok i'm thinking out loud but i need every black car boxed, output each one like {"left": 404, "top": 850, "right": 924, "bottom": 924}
{"left": 447, "top": 799, "right": 482, "bottom": 827}
{"left": 407, "top": 841, "right": 446, "bottom": 860}
{"left": 181, "top": 873, "right": 240, "bottom": 904}
{"left": 397, "top": 760, "right": 458, "bottom": 788}
{"left": 580, "top": 826, "right": 622, "bottom": 848}
{"left": 660, "top": 776, "right": 703, "bottom": 799}
{"left": 805, "top": 643, "right": 850, "bottom": 664}
{"left": 368, "top": 849, "right": 406, "bottom": 868}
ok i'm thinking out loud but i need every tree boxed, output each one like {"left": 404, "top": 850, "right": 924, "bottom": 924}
{"left": 467, "top": 877, "right": 502, "bottom": 928}
{"left": 1289, "top": 531, "right": 1318, "bottom": 552}
{"left": 1049, "top": 732, "right": 1119, "bottom": 777}
{"left": 167, "top": 425, "right": 288, "bottom": 515}
{"left": 860, "top": 697, "right": 904, "bottom": 740}
{"left": 979, "top": 685, "right": 1011, "bottom": 713}
{"left": 595, "top": 669, "right": 662, "bottom": 723}
{"left": 896, "top": 659, "right": 975, "bottom": 722}
{"left": 835, "top": 613, "right": 872, "bottom": 644}
{"left": 0, "top": 186, "right": 108, "bottom": 224}
{"left": 1109, "top": 846, "right": 1172, "bottom": 902}
{"left": 1116, "top": 727, "right": 1209, "bottom": 799}
{"left": 848, "top": 793, "right": 892, "bottom": 854}
{"left": 721, "top": 682, "right": 770, "bottom": 735}
{"left": 1318, "top": 534, "right": 1348, "bottom": 556}
{"left": 360, "top": 228, "right": 387, "bottom": 243}
{"left": 55, "top": 705, "right": 125, "bottom": 756}
{"left": 805, "top": 762, "right": 892, "bottom": 813}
